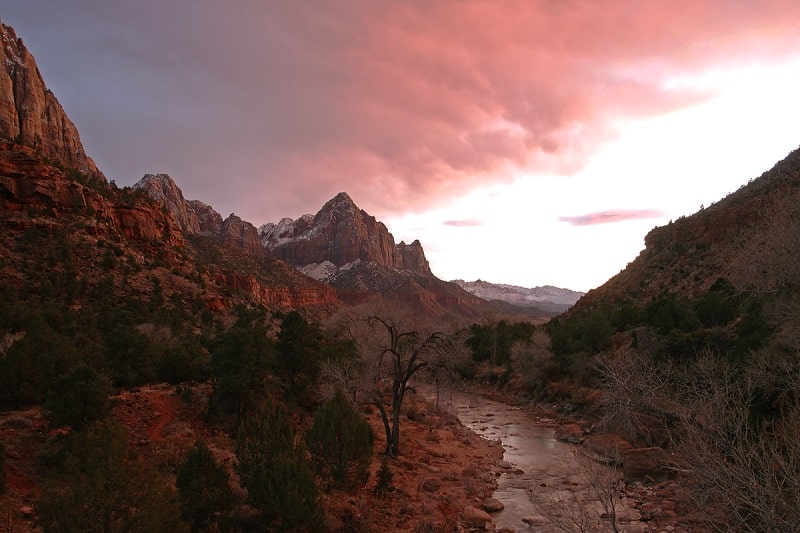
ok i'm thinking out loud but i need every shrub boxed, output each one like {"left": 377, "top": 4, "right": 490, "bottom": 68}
{"left": 37, "top": 421, "right": 187, "bottom": 532}
{"left": 374, "top": 457, "right": 394, "bottom": 496}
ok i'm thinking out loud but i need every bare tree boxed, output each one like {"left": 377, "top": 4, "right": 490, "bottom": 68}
{"left": 323, "top": 304, "right": 456, "bottom": 457}
{"left": 594, "top": 349, "right": 677, "bottom": 447}
{"left": 735, "top": 188, "right": 800, "bottom": 291}
{"left": 364, "top": 314, "right": 446, "bottom": 456}
{"left": 733, "top": 188, "right": 800, "bottom": 348}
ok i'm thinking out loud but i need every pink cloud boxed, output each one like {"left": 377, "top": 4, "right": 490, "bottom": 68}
{"left": 560, "top": 209, "right": 666, "bottom": 226}
{"left": 443, "top": 218, "right": 483, "bottom": 227}
{"left": 244, "top": 0, "right": 800, "bottom": 219}
{"left": 8, "top": 1, "right": 800, "bottom": 222}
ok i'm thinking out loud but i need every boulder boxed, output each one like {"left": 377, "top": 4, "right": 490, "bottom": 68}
{"left": 554, "top": 423, "right": 584, "bottom": 443}
{"left": 422, "top": 478, "right": 441, "bottom": 492}
{"left": 622, "top": 447, "right": 669, "bottom": 483}
{"left": 481, "top": 497, "right": 505, "bottom": 512}
{"left": 462, "top": 506, "right": 493, "bottom": 529}
{"left": 582, "top": 433, "right": 632, "bottom": 464}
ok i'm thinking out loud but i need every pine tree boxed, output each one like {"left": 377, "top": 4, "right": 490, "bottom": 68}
{"left": 307, "top": 389, "right": 373, "bottom": 488}
{"left": 37, "top": 421, "right": 187, "bottom": 532}
{"left": 176, "top": 439, "right": 234, "bottom": 532}
{"left": 235, "top": 402, "right": 324, "bottom": 531}
{"left": 45, "top": 363, "right": 112, "bottom": 431}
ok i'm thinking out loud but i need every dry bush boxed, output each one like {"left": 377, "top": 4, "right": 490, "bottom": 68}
{"left": 528, "top": 451, "right": 623, "bottom": 533}
{"left": 734, "top": 188, "right": 800, "bottom": 291}
{"left": 673, "top": 350, "right": 800, "bottom": 531}
{"left": 594, "top": 349, "right": 677, "bottom": 447}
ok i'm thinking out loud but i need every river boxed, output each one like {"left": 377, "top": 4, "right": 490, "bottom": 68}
{"left": 426, "top": 386, "right": 630, "bottom": 532}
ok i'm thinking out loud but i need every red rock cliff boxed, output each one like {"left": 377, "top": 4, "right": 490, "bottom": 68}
{"left": 0, "top": 21, "right": 102, "bottom": 178}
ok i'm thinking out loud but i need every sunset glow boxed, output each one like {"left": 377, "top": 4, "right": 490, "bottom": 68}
{"left": 3, "top": 1, "right": 800, "bottom": 291}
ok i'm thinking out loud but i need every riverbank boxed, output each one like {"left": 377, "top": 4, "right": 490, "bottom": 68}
{"left": 444, "top": 381, "right": 707, "bottom": 532}
{"left": 323, "top": 391, "right": 505, "bottom": 531}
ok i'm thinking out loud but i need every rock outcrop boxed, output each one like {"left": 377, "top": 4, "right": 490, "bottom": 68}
{"left": 622, "top": 447, "right": 670, "bottom": 483}
{"left": 218, "top": 213, "right": 263, "bottom": 256}
{"left": 582, "top": 433, "right": 633, "bottom": 464}
{"left": 188, "top": 199, "right": 224, "bottom": 235}
{"left": 0, "top": 21, "right": 102, "bottom": 177}
{"left": 397, "top": 239, "right": 432, "bottom": 276}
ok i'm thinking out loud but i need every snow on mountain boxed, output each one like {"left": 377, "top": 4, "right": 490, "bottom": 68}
{"left": 451, "top": 279, "right": 584, "bottom": 311}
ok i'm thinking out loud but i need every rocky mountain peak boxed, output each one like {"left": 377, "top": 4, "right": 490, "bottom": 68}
{"left": 326, "top": 191, "right": 356, "bottom": 209}
{"left": 260, "top": 192, "right": 431, "bottom": 276}
{"left": 133, "top": 173, "right": 263, "bottom": 257}
{"left": 0, "top": 21, "right": 102, "bottom": 178}
{"left": 134, "top": 173, "right": 200, "bottom": 234}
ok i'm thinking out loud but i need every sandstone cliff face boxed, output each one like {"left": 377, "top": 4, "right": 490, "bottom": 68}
{"left": 0, "top": 22, "right": 102, "bottom": 177}
{"left": 397, "top": 239, "right": 432, "bottom": 276}
{"left": 134, "top": 174, "right": 201, "bottom": 234}
{"left": 261, "top": 192, "right": 432, "bottom": 274}
{"left": 188, "top": 199, "right": 223, "bottom": 235}
{"left": 0, "top": 142, "right": 183, "bottom": 247}
{"left": 134, "top": 173, "right": 263, "bottom": 256}
{"left": 212, "top": 271, "right": 337, "bottom": 309}
{"left": 219, "top": 213, "right": 263, "bottom": 257}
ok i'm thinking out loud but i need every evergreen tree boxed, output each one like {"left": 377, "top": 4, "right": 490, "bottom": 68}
{"left": 45, "top": 363, "right": 112, "bottom": 431}
{"left": 235, "top": 402, "right": 324, "bottom": 531}
{"left": 176, "top": 439, "right": 234, "bottom": 532}
{"left": 209, "top": 308, "right": 275, "bottom": 420}
{"left": 307, "top": 389, "right": 374, "bottom": 488}
{"left": 37, "top": 421, "right": 187, "bottom": 532}
{"left": 275, "top": 310, "right": 322, "bottom": 400}
{"left": 374, "top": 457, "right": 394, "bottom": 496}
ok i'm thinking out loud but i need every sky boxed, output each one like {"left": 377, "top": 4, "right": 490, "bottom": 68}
{"left": 3, "top": 1, "right": 800, "bottom": 292}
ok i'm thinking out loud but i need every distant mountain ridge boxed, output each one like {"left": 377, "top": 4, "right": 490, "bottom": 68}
{"left": 132, "top": 173, "right": 570, "bottom": 317}
{"left": 451, "top": 279, "right": 584, "bottom": 313}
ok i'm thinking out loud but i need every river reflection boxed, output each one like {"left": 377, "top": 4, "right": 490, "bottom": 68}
{"left": 425, "top": 387, "right": 614, "bottom": 532}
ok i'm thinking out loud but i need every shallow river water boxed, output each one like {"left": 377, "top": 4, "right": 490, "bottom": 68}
{"left": 426, "top": 387, "right": 622, "bottom": 532}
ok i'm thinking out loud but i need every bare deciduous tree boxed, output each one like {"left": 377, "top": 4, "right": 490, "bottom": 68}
{"left": 323, "top": 304, "right": 457, "bottom": 457}
{"left": 594, "top": 349, "right": 677, "bottom": 447}
{"left": 364, "top": 314, "right": 445, "bottom": 456}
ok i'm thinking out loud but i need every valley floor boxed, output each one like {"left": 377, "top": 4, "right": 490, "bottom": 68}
{"left": 0, "top": 383, "right": 504, "bottom": 532}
